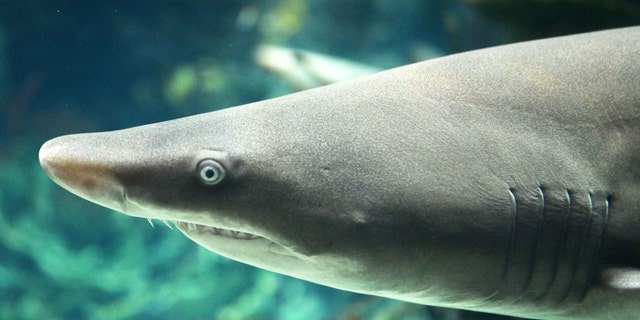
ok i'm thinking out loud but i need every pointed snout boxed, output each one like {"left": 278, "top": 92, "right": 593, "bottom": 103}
{"left": 39, "top": 134, "right": 127, "bottom": 213}
{"left": 39, "top": 135, "right": 96, "bottom": 187}
{"left": 39, "top": 136, "right": 70, "bottom": 185}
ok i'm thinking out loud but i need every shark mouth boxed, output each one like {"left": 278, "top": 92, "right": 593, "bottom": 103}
{"left": 149, "top": 219, "right": 296, "bottom": 258}
{"left": 172, "top": 221, "right": 262, "bottom": 240}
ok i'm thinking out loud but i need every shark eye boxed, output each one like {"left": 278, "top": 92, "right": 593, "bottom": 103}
{"left": 197, "top": 159, "right": 225, "bottom": 185}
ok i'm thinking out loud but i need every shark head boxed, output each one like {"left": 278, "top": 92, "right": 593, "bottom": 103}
{"left": 38, "top": 92, "right": 455, "bottom": 297}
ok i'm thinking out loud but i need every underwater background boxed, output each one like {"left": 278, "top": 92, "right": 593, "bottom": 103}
{"left": 1, "top": 1, "right": 639, "bottom": 319}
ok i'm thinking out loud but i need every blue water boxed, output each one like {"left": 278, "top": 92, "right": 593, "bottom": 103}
{"left": 1, "top": 1, "right": 637, "bottom": 319}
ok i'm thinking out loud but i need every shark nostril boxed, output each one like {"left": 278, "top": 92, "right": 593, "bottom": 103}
{"left": 121, "top": 189, "right": 128, "bottom": 213}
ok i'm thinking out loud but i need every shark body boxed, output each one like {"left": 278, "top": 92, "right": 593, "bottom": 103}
{"left": 40, "top": 27, "right": 640, "bottom": 319}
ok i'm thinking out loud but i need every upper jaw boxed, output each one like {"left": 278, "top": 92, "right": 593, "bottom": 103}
{"left": 174, "top": 221, "right": 262, "bottom": 240}
{"left": 121, "top": 197, "right": 271, "bottom": 243}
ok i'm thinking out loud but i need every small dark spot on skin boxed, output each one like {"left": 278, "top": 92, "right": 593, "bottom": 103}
{"left": 229, "top": 158, "right": 246, "bottom": 171}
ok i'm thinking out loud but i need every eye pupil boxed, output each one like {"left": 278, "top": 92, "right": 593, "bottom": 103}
{"left": 197, "top": 159, "right": 225, "bottom": 185}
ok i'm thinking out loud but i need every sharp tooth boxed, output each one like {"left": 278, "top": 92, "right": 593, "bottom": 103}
{"left": 162, "top": 220, "right": 173, "bottom": 229}
{"left": 147, "top": 218, "right": 155, "bottom": 227}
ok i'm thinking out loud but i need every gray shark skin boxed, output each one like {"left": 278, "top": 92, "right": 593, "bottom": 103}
{"left": 39, "top": 27, "right": 640, "bottom": 319}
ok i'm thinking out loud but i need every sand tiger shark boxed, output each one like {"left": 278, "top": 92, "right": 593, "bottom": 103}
{"left": 39, "top": 27, "right": 640, "bottom": 319}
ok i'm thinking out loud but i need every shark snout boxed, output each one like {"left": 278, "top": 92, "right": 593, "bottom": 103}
{"left": 39, "top": 135, "right": 91, "bottom": 187}
{"left": 39, "top": 135, "right": 127, "bottom": 213}
{"left": 39, "top": 137, "right": 66, "bottom": 183}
